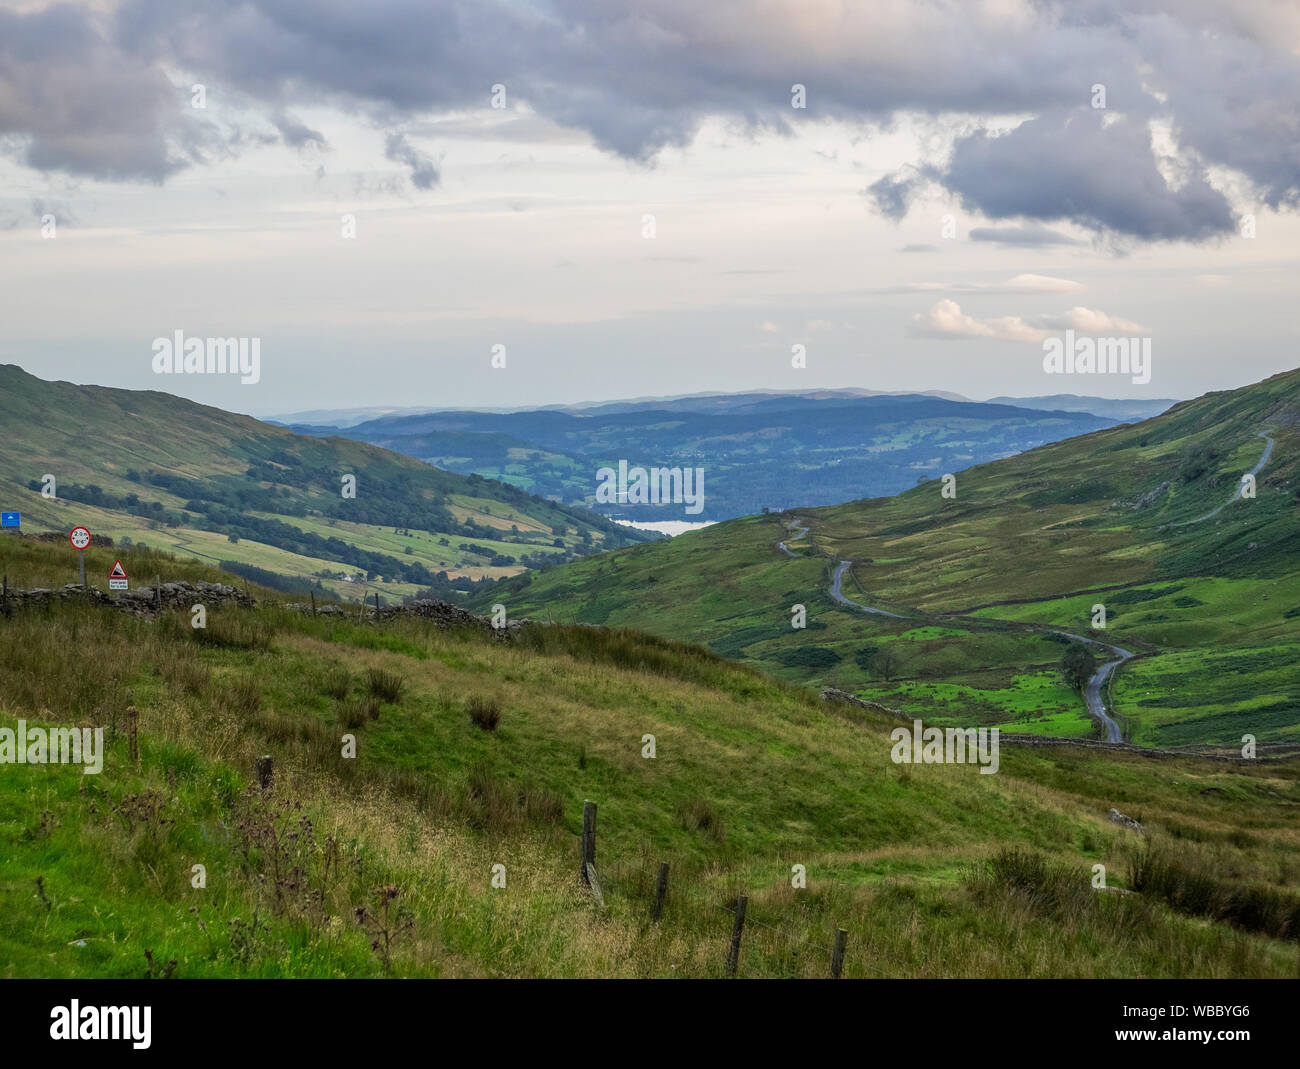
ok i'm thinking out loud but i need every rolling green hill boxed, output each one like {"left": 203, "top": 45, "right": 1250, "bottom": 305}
{"left": 0, "top": 365, "right": 650, "bottom": 602}
{"left": 479, "top": 368, "right": 1300, "bottom": 747}
{"left": 294, "top": 391, "right": 1122, "bottom": 522}
{"left": 1, "top": 536, "right": 1297, "bottom": 978}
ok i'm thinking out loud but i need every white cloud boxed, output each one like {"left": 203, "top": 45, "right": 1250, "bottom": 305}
{"left": 1041, "top": 307, "right": 1150, "bottom": 333}
{"left": 910, "top": 299, "right": 1050, "bottom": 342}
{"left": 910, "top": 300, "right": 1150, "bottom": 342}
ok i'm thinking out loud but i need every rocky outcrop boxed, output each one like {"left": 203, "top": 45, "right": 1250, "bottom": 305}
{"left": 1109, "top": 808, "right": 1144, "bottom": 832}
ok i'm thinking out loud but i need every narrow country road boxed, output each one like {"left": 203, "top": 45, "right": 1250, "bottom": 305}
{"left": 783, "top": 515, "right": 1130, "bottom": 740}
{"left": 828, "top": 560, "right": 910, "bottom": 619}
{"left": 781, "top": 428, "right": 1276, "bottom": 743}
{"left": 1171, "top": 430, "right": 1274, "bottom": 527}
{"left": 776, "top": 517, "right": 809, "bottom": 556}
{"left": 1053, "top": 632, "right": 1134, "bottom": 742}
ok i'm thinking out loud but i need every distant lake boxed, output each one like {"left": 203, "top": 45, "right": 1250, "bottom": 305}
{"left": 613, "top": 519, "right": 716, "bottom": 537}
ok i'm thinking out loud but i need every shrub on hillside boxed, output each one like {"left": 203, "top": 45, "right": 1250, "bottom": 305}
{"left": 1129, "top": 842, "right": 1300, "bottom": 940}
{"left": 467, "top": 695, "right": 502, "bottom": 732}
{"left": 776, "top": 646, "right": 842, "bottom": 668}
{"left": 338, "top": 695, "right": 379, "bottom": 729}
{"left": 365, "top": 667, "right": 405, "bottom": 703}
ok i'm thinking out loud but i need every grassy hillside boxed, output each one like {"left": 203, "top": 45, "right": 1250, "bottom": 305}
{"left": 480, "top": 368, "right": 1300, "bottom": 747}
{"left": 0, "top": 365, "right": 649, "bottom": 602}
{"left": 1, "top": 540, "right": 1297, "bottom": 978}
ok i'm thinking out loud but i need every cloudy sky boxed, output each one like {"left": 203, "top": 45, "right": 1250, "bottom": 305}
{"left": 2, "top": 0, "right": 1298, "bottom": 416}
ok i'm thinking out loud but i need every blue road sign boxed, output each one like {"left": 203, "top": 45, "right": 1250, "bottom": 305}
{"left": 1, "top": 512, "right": 19, "bottom": 528}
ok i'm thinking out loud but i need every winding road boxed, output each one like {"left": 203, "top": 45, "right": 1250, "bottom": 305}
{"left": 780, "top": 517, "right": 1130, "bottom": 740}
{"left": 776, "top": 429, "right": 1277, "bottom": 743}
{"left": 1170, "top": 430, "right": 1274, "bottom": 527}
{"left": 776, "top": 517, "right": 809, "bottom": 556}
{"left": 828, "top": 560, "right": 909, "bottom": 619}
{"left": 1052, "top": 632, "right": 1134, "bottom": 742}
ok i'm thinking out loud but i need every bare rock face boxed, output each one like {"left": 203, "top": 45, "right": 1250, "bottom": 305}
{"left": 1108, "top": 807, "right": 1144, "bottom": 832}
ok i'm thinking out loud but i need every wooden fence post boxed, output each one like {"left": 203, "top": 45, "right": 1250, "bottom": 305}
{"left": 726, "top": 895, "right": 747, "bottom": 977}
{"left": 310, "top": 591, "right": 316, "bottom": 616}
{"left": 652, "top": 862, "right": 669, "bottom": 922}
{"left": 580, "top": 801, "right": 596, "bottom": 884}
{"left": 584, "top": 862, "right": 605, "bottom": 909}
{"left": 255, "top": 755, "right": 273, "bottom": 791}
{"left": 831, "top": 927, "right": 848, "bottom": 979}
{"left": 155, "top": 576, "right": 161, "bottom": 612}
{"left": 127, "top": 705, "right": 139, "bottom": 764}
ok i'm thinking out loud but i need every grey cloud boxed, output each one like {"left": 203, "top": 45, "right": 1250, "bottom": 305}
{"left": 2, "top": 0, "right": 1297, "bottom": 243}
{"left": 383, "top": 132, "right": 438, "bottom": 189}
{"left": 943, "top": 112, "right": 1237, "bottom": 241}
{"left": 272, "top": 113, "right": 326, "bottom": 149}
{"left": 0, "top": 4, "right": 181, "bottom": 181}
{"left": 969, "top": 226, "right": 1084, "bottom": 247}
{"left": 866, "top": 167, "right": 933, "bottom": 221}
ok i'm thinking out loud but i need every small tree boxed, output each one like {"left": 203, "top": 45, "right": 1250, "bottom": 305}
{"left": 875, "top": 647, "right": 900, "bottom": 682}
{"left": 1060, "top": 643, "right": 1097, "bottom": 692}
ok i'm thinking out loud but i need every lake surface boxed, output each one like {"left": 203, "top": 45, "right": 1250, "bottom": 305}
{"left": 613, "top": 519, "right": 716, "bottom": 537}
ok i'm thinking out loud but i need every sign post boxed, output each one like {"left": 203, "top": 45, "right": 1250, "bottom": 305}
{"left": 109, "top": 560, "right": 129, "bottom": 591}
{"left": 1, "top": 512, "right": 19, "bottom": 530}
{"left": 69, "top": 526, "right": 91, "bottom": 587}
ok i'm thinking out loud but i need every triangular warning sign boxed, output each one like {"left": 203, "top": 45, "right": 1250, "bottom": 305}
{"left": 109, "top": 560, "right": 128, "bottom": 579}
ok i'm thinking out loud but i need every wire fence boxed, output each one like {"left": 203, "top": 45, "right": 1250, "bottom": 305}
{"left": 589, "top": 845, "right": 883, "bottom": 979}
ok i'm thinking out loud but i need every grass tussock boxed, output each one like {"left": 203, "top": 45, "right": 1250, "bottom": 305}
{"left": 1129, "top": 840, "right": 1300, "bottom": 941}
{"left": 365, "top": 667, "right": 405, "bottom": 704}
{"left": 467, "top": 695, "right": 502, "bottom": 732}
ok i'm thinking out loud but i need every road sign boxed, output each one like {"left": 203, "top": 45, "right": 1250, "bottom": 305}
{"left": 1, "top": 512, "right": 18, "bottom": 528}
{"left": 69, "top": 526, "right": 91, "bottom": 550}
{"left": 109, "top": 560, "right": 128, "bottom": 591}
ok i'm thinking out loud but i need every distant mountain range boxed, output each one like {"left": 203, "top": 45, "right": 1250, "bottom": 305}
{"left": 985, "top": 394, "right": 1178, "bottom": 421}
{"left": 289, "top": 390, "right": 1162, "bottom": 522}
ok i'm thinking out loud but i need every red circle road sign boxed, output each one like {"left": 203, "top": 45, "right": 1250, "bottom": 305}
{"left": 69, "top": 526, "right": 91, "bottom": 550}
